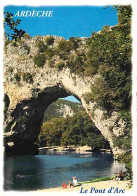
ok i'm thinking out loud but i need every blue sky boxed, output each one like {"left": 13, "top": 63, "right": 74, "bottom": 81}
{"left": 4, "top": 6, "right": 118, "bottom": 39}
{"left": 4, "top": 6, "right": 118, "bottom": 103}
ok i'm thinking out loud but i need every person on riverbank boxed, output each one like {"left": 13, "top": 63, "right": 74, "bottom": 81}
{"left": 68, "top": 181, "right": 73, "bottom": 188}
{"left": 119, "top": 171, "right": 124, "bottom": 181}
{"left": 115, "top": 171, "right": 124, "bottom": 181}
{"left": 73, "top": 176, "right": 78, "bottom": 187}
{"left": 62, "top": 182, "right": 67, "bottom": 188}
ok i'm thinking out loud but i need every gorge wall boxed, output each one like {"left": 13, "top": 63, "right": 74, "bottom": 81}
{"left": 4, "top": 35, "right": 126, "bottom": 156}
{"left": 43, "top": 99, "right": 84, "bottom": 121}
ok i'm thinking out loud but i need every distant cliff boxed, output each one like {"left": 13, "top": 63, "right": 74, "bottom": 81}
{"left": 43, "top": 99, "right": 84, "bottom": 122}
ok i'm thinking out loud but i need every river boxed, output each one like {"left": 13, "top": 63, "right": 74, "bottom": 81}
{"left": 4, "top": 151, "right": 125, "bottom": 191}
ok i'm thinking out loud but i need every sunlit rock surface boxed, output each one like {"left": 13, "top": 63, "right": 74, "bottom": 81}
{"left": 4, "top": 36, "right": 125, "bottom": 156}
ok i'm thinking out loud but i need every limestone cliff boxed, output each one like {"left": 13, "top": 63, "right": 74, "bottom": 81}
{"left": 4, "top": 35, "right": 126, "bottom": 156}
{"left": 43, "top": 99, "right": 84, "bottom": 121}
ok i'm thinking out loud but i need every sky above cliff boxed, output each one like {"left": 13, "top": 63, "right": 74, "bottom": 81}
{"left": 4, "top": 6, "right": 118, "bottom": 103}
{"left": 4, "top": 6, "right": 118, "bottom": 39}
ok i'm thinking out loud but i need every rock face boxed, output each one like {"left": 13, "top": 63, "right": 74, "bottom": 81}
{"left": 4, "top": 35, "right": 125, "bottom": 156}
{"left": 43, "top": 99, "right": 84, "bottom": 121}
{"left": 55, "top": 104, "right": 75, "bottom": 118}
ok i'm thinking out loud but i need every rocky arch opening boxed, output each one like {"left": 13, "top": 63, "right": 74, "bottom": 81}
{"left": 5, "top": 85, "right": 78, "bottom": 155}
{"left": 4, "top": 84, "right": 111, "bottom": 155}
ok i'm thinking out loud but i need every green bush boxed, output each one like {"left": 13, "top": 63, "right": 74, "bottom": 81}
{"left": 48, "top": 60, "right": 55, "bottom": 68}
{"left": 101, "top": 25, "right": 111, "bottom": 34}
{"left": 14, "top": 73, "right": 21, "bottom": 82}
{"left": 38, "top": 40, "right": 47, "bottom": 53}
{"left": 33, "top": 53, "right": 46, "bottom": 67}
{"left": 23, "top": 73, "right": 33, "bottom": 83}
{"left": 45, "top": 36, "right": 54, "bottom": 45}
{"left": 16, "top": 39, "right": 30, "bottom": 54}
{"left": 66, "top": 60, "right": 75, "bottom": 71}
{"left": 57, "top": 39, "right": 71, "bottom": 52}
{"left": 5, "top": 39, "right": 11, "bottom": 46}
{"left": 69, "top": 37, "right": 79, "bottom": 49}
{"left": 8, "top": 66, "right": 14, "bottom": 73}
{"left": 83, "top": 93, "right": 92, "bottom": 104}
{"left": 44, "top": 48, "right": 54, "bottom": 58}
{"left": 65, "top": 57, "right": 85, "bottom": 73}
{"left": 56, "top": 62, "right": 65, "bottom": 70}
{"left": 74, "top": 56, "right": 85, "bottom": 72}
{"left": 11, "top": 41, "right": 18, "bottom": 47}
{"left": 58, "top": 53, "right": 68, "bottom": 60}
{"left": 84, "top": 66, "right": 97, "bottom": 76}
{"left": 85, "top": 77, "right": 114, "bottom": 113}
{"left": 23, "top": 33, "right": 31, "bottom": 39}
{"left": 23, "top": 44, "right": 30, "bottom": 54}
{"left": 17, "top": 38, "right": 24, "bottom": 45}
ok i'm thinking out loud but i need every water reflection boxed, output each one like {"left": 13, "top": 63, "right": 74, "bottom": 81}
{"left": 4, "top": 151, "right": 125, "bottom": 191}
{"left": 4, "top": 155, "right": 46, "bottom": 190}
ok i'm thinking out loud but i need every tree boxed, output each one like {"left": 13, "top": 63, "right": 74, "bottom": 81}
{"left": 85, "top": 5, "right": 132, "bottom": 114}
{"left": 38, "top": 111, "right": 110, "bottom": 149}
{"left": 84, "top": 5, "right": 132, "bottom": 178}
{"left": 4, "top": 12, "right": 26, "bottom": 40}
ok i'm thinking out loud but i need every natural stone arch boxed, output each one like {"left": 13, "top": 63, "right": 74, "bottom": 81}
{"left": 4, "top": 36, "right": 125, "bottom": 156}
{"left": 4, "top": 86, "right": 70, "bottom": 154}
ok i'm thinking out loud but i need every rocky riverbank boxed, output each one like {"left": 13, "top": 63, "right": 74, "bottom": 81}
{"left": 39, "top": 145, "right": 112, "bottom": 153}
